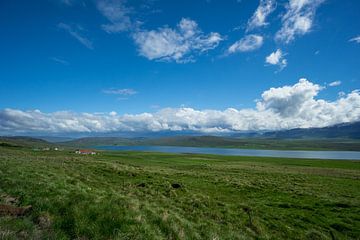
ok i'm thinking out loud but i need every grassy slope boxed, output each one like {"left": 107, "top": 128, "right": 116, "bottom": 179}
{"left": 0, "top": 146, "right": 359, "bottom": 239}
{"left": 0, "top": 137, "right": 53, "bottom": 148}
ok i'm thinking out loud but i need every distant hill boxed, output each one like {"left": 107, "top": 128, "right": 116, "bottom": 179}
{"left": 260, "top": 121, "right": 360, "bottom": 139}
{"left": 2, "top": 121, "right": 360, "bottom": 151}
{"left": 59, "top": 135, "right": 360, "bottom": 151}
{"left": 35, "top": 136, "right": 75, "bottom": 143}
{"left": 60, "top": 137, "right": 145, "bottom": 148}
{"left": 0, "top": 136, "right": 53, "bottom": 148}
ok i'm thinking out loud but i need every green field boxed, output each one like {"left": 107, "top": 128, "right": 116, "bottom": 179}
{"left": 0, "top": 146, "right": 359, "bottom": 239}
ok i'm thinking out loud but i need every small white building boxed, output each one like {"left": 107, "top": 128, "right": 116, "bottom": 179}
{"left": 75, "top": 149, "right": 96, "bottom": 155}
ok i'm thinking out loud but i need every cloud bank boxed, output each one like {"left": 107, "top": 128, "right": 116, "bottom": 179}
{"left": 1, "top": 79, "right": 359, "bottom": 134}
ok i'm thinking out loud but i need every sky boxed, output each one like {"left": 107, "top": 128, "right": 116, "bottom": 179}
{"left": 0, "top": 0, "right": 360, "bottom": 135}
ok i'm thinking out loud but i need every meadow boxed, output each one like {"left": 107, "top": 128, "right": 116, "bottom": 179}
{"left": 0, "top": 146, "right": 359, "bottom": 239}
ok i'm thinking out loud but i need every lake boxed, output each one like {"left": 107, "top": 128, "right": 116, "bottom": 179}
{"left": 94, "top": 145, "right": 360, "bottom": 160}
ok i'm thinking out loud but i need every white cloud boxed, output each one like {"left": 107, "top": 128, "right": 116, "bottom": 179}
{"left": 275, "top": 0, "right": 325, "bottom": 43}
{"left": 50, "top": 57, "right": 69, "bottom": 65}
{"left": 228, "top": 34, "right": 263, "bottom": 54}
{"left": 97, "top": 0, "right": 132, "bottom": 33}
{"left": 61, "top": 0, "right": 72, "bottom": 6}
{"left": 265, "top": 49, "right": 287, "bottom": 70}
{"left": 109, "top": 111, "right": 117, "bottom": 116}
{"left": 338, "top": 91, "right": 346, "bottom": 98}
{"left": 1, "top": 79, "right": 360, "bottom": 134}
{"left": 349, "top": 36, "right": 360, "bottom": 44}
{"left": 328, "top": 81, "right": 341, "bottom": 87}
{"left": 58, "top": 23, "right": 93, "bottom": 49}
{"left": 247, "top": 0, "right": 276, "bottom": 31}
{"left": 256, "top": 78, "right": 322, "bottom": 117}
{"left": 133, "top": 18, "right": 223, "bottom": 63}
{"left": 103, "top": 88, "right": 137, "bottom": 95}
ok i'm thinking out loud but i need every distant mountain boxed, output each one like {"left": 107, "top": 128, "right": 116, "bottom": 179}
{"left": 35, "top": 136, "right": 75, "bottom": 143}
{"left": 2, "top": 121, "right": 360, "bottom": 151}
{"left": 260, "top": 121, "right": 360, "bottom": 139}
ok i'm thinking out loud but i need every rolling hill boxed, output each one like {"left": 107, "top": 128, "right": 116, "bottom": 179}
{"left": 2, "top": 122, "right": 360, "bottom": 151}
{"left": 260, "top": 121, "right": 360, "bottom": 139}
{"left": 0, "top": 136, "right": 54, "bottom": 148}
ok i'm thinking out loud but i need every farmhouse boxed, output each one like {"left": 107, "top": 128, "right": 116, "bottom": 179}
{"left": 75, "top": 149, "right": 96, "bottom": 155}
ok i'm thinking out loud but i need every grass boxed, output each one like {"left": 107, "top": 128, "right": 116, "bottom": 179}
{"left": 0, "top": 146, "right": 359, "bottom": 239}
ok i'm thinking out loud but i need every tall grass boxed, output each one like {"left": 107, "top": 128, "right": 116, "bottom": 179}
{"left": 0, "top": 147, "right": 359, "bottom": 239}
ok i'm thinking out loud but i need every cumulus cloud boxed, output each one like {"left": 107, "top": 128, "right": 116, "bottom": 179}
{"left": 58, "top": 23, "right": 93, "bottom": 49}
{"left": 97, "top": 0, "right": 133, "bottom": 33}
{"left": 247, "top": 0, "right": 276, "bottom": 31}
{"left": 275, "top": 0, "right": 325, "bottom": 43}
{"left": 256, "top": 78, "right": 322, "bottom": 117}
{"left": 1, "top": 79, "right": 360, "bottom": 134}
{"left": 228, "top": 34, "right": 263, "bottom": 54}
{"left": 349, "top": 36, "right": 360, "bottom": 44}
{"left": 102, "top": 88, "right": 137, "bottom": 95}
{"left": 328, "top": 81, "right": 341, "bottom": 87}
{"left": 265, "top": 49, "right": 287, "bottom": 70}
{"left": 132, "top": 18, "right": 223, "bottom": 63}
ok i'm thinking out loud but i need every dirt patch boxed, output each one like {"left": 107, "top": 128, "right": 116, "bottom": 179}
{"left": 4, "top": 196, "right": 19, "bottom": 205}
{"left": 0, "top": 204, "right": 32, "bottom": 217}
{"left": 0, "top": 194, "right": 19, "bottom": 205}
{"left": 37, "top": 214, "right": 52, "bottom": 229}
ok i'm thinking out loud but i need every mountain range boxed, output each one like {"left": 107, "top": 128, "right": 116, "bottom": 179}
{"left": 1, "top": 121, "right": 359, "bottom": 151}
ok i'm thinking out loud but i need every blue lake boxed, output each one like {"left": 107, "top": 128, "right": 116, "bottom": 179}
{"left": 94, "top": 145, "right": 360, "bottom": 160}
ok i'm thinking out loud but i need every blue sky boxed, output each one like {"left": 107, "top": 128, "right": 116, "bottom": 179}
{"left": 0, "top": 0, "right": 360, "bottom": 134}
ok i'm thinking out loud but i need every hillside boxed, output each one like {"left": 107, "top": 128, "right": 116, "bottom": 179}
{"left": 3, "top": 122, "right": 360, "bottom": 151}
{"left": 0, "top": 136, "right": 53, "bottom": 148}
{"left": 261, "top": 121, "right": 360, "bottom": 139}
{"left": 59, "top": 137, "right": 144, "bottom": 148}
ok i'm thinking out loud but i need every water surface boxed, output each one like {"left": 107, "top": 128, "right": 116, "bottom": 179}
{"left": 94, "top": 145, "right": 360, "bottom": 160}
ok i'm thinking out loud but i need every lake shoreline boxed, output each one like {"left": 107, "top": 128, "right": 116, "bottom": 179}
{"left": 93, "top": 145, "right": 360, "bottom": 160}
